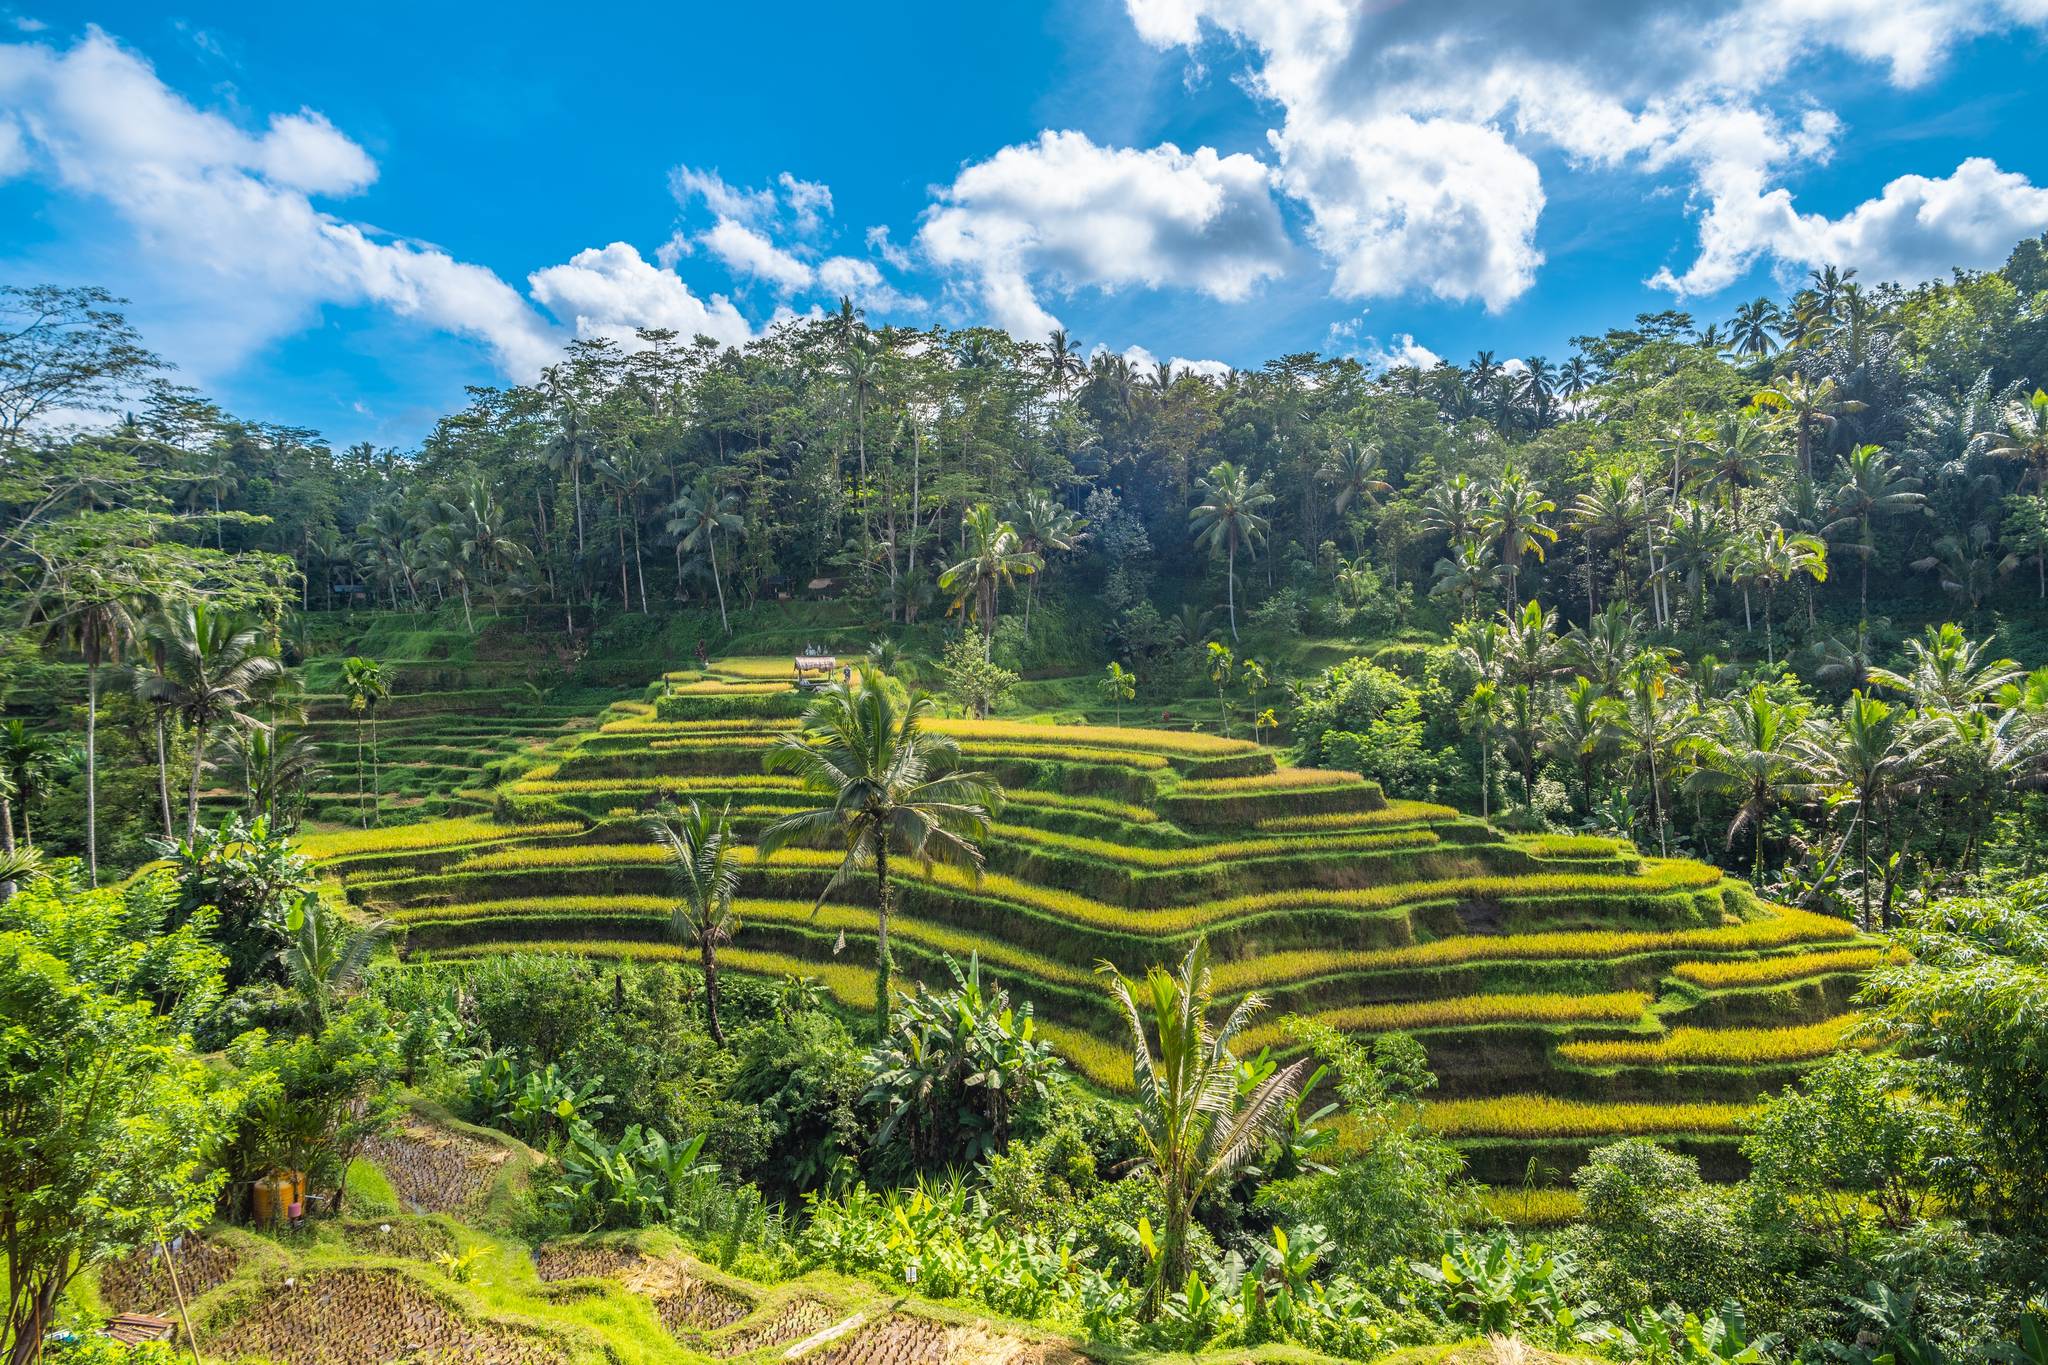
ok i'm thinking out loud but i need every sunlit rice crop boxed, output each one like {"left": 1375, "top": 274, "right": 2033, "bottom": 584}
{"left": 664, "top": 680, "right": 790, "bottom": 695}
{"left": 1254, "top": 803, "right": 1461, "bottom": 832}
{"left": 1419, "top": 1095, "right": 1754, "bottom": 1138}
{"left": 504, "top": 776, "right": 806, "bottom": 795}
{"left": 1001, "top": 790, "right": 1157, "bottom": 823}
{"left": 988, "top": 822, "right": 1437, "bottom": 868}
{"left": 1672, "top": 946, "right": 1894, "bottom": 989}
{"left": 1176, "top": 768, "right": 1365, "bottom": 794}
{"left": 924, "top": 718, "right": 1257, "bottom": 757}
{"left": 1557, "top": 1014, "right": 1867, "bottom": 1067}
{"left": 298, "top": 819, "right": 577, "bottom": 861}
{"left": 955, "top": 741, "right": 1170, "bottom": 769}
{"left": 1212, "top": 902, "right": 1856, "bottom": 993}
{"left": 1235, "top": 991, "right": 1650, "bottom": 1051}
{"left": 1478, "top": 1187, "right": 1584, "bottom": 1226}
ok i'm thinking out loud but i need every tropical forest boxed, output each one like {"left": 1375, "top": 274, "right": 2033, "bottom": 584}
{"left": 6, "top": 209, "right": 2048, "bottom": 1365}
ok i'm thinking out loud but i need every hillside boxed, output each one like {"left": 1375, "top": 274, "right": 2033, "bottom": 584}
{"left": 309, "top": 655, "right": 1876, "bottom": 1186}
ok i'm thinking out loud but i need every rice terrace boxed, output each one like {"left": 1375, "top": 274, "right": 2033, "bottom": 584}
{"left": 6, "top": 6, "right": 2048, "bottom": 1364}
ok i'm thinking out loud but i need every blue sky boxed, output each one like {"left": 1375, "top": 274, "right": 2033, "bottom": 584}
{"left": 2, "top": 1, "right": 2046, "bottom": 447}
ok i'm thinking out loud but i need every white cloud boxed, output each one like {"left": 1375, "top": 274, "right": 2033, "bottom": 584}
{"left": 669, "top": 165, "right": 776, "bottom": 224}
{"left": 0, "top": 29, "right": 760, "bottom": 379}
{"left": 777, "top": 171, "right": 833, "bottom": 233}
{"left": 1655, "top": 156, "right": 2048, "bottom": 295}
{"left": 1124, "top": 0, "right": 2048, "bottom": 303}
{"left": 865, "top": 224, "right": 912, "bottom": 270}
{"left": 1359, "top": 332, "right": 1441, "bottom": 372}
{"left": 256, "top": 109, "right": 376, "bottom": 194}
{"left": 701, "top": 218, "right": 815, "bottom": 292}
{"left": 918, "top": 129, "right": 1291, "bottom": 337}
{"left": 1170, "top": 354, "right": 1233, "bottom": 381}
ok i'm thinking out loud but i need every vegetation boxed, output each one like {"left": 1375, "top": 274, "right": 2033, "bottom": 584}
{"left": 6, "top": 238, "right": 2048, "bottom": 1359}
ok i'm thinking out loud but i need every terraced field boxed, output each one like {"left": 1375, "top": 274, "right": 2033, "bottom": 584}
{"left": 320, "top": 658, "right": 1879, "bottom": 1181}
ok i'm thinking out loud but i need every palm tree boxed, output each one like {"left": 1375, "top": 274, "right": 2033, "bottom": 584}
{"left": 433, "top": 477, "right": 530, "bottom": 632}
{"left": 758, "top": 683, "right": 996, "bottom": 1027}
{"left": 1010, "top": 493, "right": 1085, "bottom": 638}
{"left": 1459, "top": 680, "right": 1502, "bottom": 819}
{"left": 1430, "top": 539, "right": 1503, "bottom": 621}
{"left": 1189, "top": 462, "right": 1274, "bottom": 641}
{"left": 1043, "top": 328, "right": 1082, "bottom": 396}
{"left": 1699, "top": 409, "right": 1779, "bottom": 530}
{"left": 1977, "top": 386, "right": 2048, "bottom": 493}
{"left": 644, "top": 800, "right": 744, "bottom": 1045}
{"left": 1100, "top": 661, "right": 1136, "bottom": 725}
{"left": 1796, "top": 692, "right": 1925, "bottom": 930}
{"left": 941, "top": 503, "right": 1042, "bottom": 642}
{"left": 1912, "top": 526, "right": 2004, "bottom": 615}
{"left": 1662, "top": 500, "right": 1733, "bottom": 624}
{"left": 130, "top": 616, "right": 179, "bottom": 838}
{"left": 1543, "top": 676, "right": 1620, "bottom": 814}
{"left": 1870, "top": 623, "right": 2021, "bottom": 715}
{"left": 32, "top": 556, "right": 137, "bottom": 886}
{"left": 341, "top": 656, "right": 388, "bottom": 828}
{"left": 1729, "top": 298, "right": 1782, "bottom": 358}
{"left": 1558, "top": 355, "right": 1594, "bottom": 401}
{"left": 211, "top": 725, "right": 327, "bottom": 829}
{"left": 1822, "top": 445, "right": 1926, "bottom": 616}
{"left": 546, "top": 399, "right": 592, "bottom": 560}
{"left": 1567, "top": 471, "right": 1647, "bottom": 615}
{"left": 1481, "top": 467, "right": 1558, "bottom": 609}
{"left": 669, "top": 472, "right": 743, "bottom": 633}
{"left": 1615, "top": 664, "right": 1686, "bottom": 857}
{"left": 285, "top": 896, "right": 390, "bottom": 1028}
{"left": 0, "top": 721, "right": 56, "bottom": 851}
{"left": 1422, "top": 473, "right": 1489, "bottom": 547}
{"left": 1745, "top": 528, "right": 1828, "bottom": 668}
{"left": 1328, "top": 443, "right": 1392, "bottom": 548}
{"left": 596, "top": 447, "right": 662, "bottom": 613}
{"left": 1755, "top": 373, "right": 1863, "bottom": 481}
{"left": 1097, "top": 939, "right": 1309, "bottom": 1318}
{"left": 157, "top": 603, "right": 283, "bottom": 839}
{"left": 1686, "top": 685, "right": 1812, "bottom": 881}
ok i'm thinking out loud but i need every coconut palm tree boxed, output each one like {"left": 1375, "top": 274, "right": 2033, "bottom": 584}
{"left": 1976, "top": 386, "right": 2048, "bottom": 492}
{"left": 941, "top": 503, "right": 1041, "bottom": 642}
{"left": 1328, "top": 443, "right": 1392, "bottom": 548}
{"left": 1729, "top": 298, "right": 1782, "bottom": 358}
{"left": 285, "top": 896, "right": 391, "bottom": 1027}
{"left": 1460, "top": 680, "right": 1502, "bottom": 820}
{"left": 1100, "top": 661, "right": 1136, "bottom": 725}
{"left": 1661, "top": 500, "right": 1733, "bottom": 625}
{"left": 644, "top": 800, "right": 743, "bottom": 1045}
{"left": 210, "top": 725, "right": 328, "bottom": 830}
{"left": 1480, "top": 467, "right": 1558, "bottom": 609}
{"left": 1870, "top": 623, "right": 2021, "bottom": 715}
{"left": 1044, "top": 329, "right": 1083, "bottom": 396}
{"left": 668, "top": 472, "right": 743, "bottom": 633}
{"left": 1687, "top": 685, "right": 1813, "bottom": 881}
{"left": 341, "top": 656, "right": 387, "bottom": 828}
{"left": 0, "top": 721, "right": 56, "bottom": 851}
{"left": 1567, "top": 471, "right": 1648, "bottom": 615}
{"left": 1430, "top": 540, "right": 1503, "bottom": 621}
{"left": 157, "top": 603, "right": 283, "bottom": 839}
{"left": 433, "top": 477, "right": 530, "bottom": 633}
{"left": 1743, "top": 528, "right": 1828, "bottom": 668}
{"left": 1543, "top": 676, "right": 1621, "bottom": 814}
{"left": 1822, "top": 445, "right": 1926, "bottom": 616}
{"left": 758, "top": 683, "right": 995, "bottom": 1027}
{"left": 1097, "top": 938, "right": 1309, "bottom": 1319}
{"left": 1699, "top": 409, "right": 1780, "bottom": 530}
{"left": 1755, "top": 373, "right": 1863, "bottom": 481}
{"left": 129, "top": 616, "right": 179, "bottom": 839}
{"left": 1796, "top": 692, "right": 1926, "bottom": 930}
{"left": 1010, "top": 493, "right": 1085, "bottom": 637}
{"left": 1912, "top": 525, "right": 2004, "bottom": 615}
{"left": 31, "top": 555, "right": 138, "bottom": 885}
{"left": 1422, "top": 473, "right": 1489, "bottom": 548}
{"left": 1188, "top": 462, "right": 1274, "bottom": 642}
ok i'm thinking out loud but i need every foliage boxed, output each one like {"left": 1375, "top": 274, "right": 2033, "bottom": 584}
{"left": 0, "top": 870, "right": 240, "bottom": 1364}
{"left": 155, "top": 813, "right": 314, "bottom": 990}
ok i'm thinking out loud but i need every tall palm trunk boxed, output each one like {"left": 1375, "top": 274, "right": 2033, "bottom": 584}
{"left": 632, "top": 519, "right": 648, "bottom": 614}
{"left": 701, "top": 938, "right": 725, "bottom": 1045}
{"left": 709, "top": 532, "right": 729, "bottom": 634}
{"left": 1225, "top": 539, "right": 1238, "bottom": 641}
{"left": 186, "top": 719, "right": 209, "bottom": 840}
{"left": 357, "top": 714, "right": 369, "bottom": 828}
{"left": 370, "top": 711, "right": 381, "bottom": 826}
{"left": 872, "top": 840, "right": 894, "bottom": 1028}
{"left": 153, "top": 705, "right": 174, "bottom": 838}
{"left": 84, "top": 655, "right": 99, "bottom": 886}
